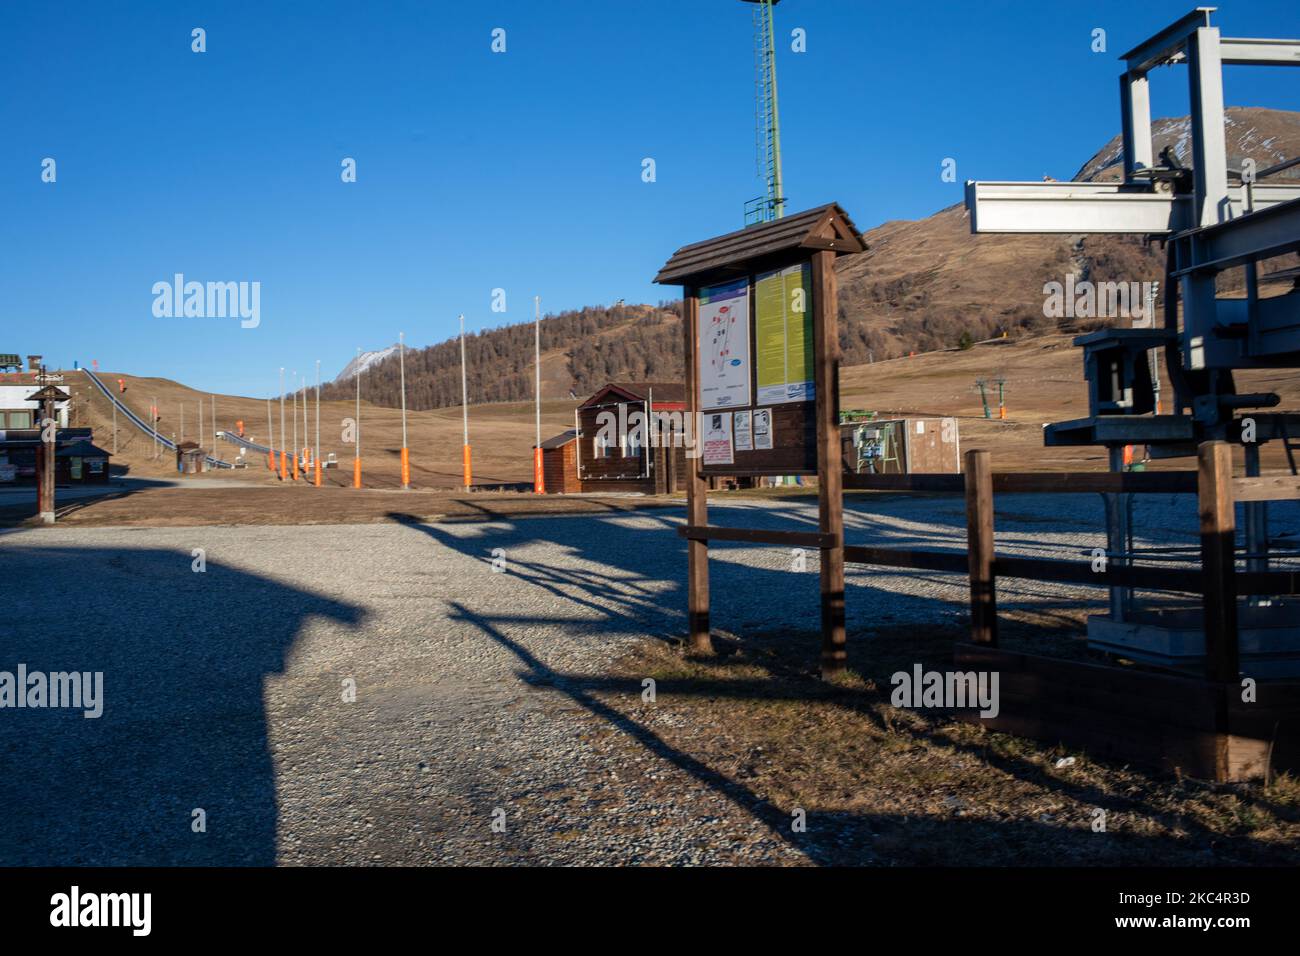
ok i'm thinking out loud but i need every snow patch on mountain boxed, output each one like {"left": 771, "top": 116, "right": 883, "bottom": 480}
{"left": 333, "top": 344, "right": 400, "bottom": 383}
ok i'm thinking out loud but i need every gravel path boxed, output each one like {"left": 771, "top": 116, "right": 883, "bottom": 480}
{"left": 1, "top": 493, "right": 1295, "bottom": 865}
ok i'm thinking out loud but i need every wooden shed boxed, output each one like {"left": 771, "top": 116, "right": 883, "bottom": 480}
{"left": 56, "top": 439, "right": 111, "bottom": 483}
{"left": 575, "top": 383, "right": 689, "bottom": 495}
{"left": 539, "top": 429, "right": 581, "bottom": 494}
{"left": 841, "top": 417, "right": 960, "bottom": 475}
{"left": 175, "top": 441, "right": 207, "bottom": 475}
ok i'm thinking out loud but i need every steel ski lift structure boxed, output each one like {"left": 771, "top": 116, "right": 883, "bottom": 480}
{"left": 966, "top": 7, "right": 1300, "bottom": 674}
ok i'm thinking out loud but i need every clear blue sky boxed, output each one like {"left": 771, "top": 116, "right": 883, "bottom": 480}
{"left": 3, "top": 0, "right": 1296, "bottom": 396}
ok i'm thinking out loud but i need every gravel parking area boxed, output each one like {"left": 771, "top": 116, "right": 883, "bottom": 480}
{"left": 1, "top": 493, "right": 1296, "bottom": 865}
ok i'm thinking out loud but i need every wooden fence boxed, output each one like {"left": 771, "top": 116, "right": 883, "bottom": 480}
{"left": 679, "top": 440, "right": 1300, "bottom": 780}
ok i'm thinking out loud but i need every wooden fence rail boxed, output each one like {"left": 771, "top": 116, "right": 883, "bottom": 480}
{"left": 680, "top": 440, "right": 1299, "bottom": 780}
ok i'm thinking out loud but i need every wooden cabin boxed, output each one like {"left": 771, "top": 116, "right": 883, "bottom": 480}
{"left": 539, "top": 429, "right": 581, "bottom": 494}
{"left": 574, "top": 383, "right": 690, "bottom": 495}
{"left": 175, "top": 441, "right": 207, "bottom": 474}
{"left": 55, "top": 439, "right": 111, "bottom": 482}
{"left": 841, "top": 417, "right": 960, "bottom": 475}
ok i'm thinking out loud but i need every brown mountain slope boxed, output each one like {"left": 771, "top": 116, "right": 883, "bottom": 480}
{"left": 343, "top": 109, "right": 1298, "bottom": 409}
{"left": 834, "top": 106, "right": 1300, "bottom": 362}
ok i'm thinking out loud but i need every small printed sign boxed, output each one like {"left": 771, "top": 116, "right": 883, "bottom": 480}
{"left": 702, "top": 412, "right": 734, "bottom": 465}
{"left": 734, "top": 410, "right": 753, "bottom": 451}
{"left": 753, "top": 408, "right": 773, "bottom": 450}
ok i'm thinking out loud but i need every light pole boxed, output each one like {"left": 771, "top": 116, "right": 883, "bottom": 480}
{"left": 302, "top": 373, "right": 308, "bottom": 471}
{"left": 399, "top": 331, "right": 410, "bottom": 490}
{"left": 353, "top": 348, "right": 362, "bottom": 489}
{"left": 533, "top": 296, "right": 544, "bottom": 494}
{"left": 266, "top": 398, "right": 275, "bottom": 471}
{"left": 292, "top": 371, "right": 300, "bottom": 480}
{"left": 314, "top": 359, "right": 322, "bottom": 487}
{"left": 279, "top": 368, "right": 286, "bottom": 480}
{"left": 460, "top": 315, "right": 471, "bottom": 490}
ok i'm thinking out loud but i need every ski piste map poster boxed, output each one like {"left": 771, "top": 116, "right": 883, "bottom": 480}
{"left": 698, "top": 278, "right": 751, "bottom": 410}
{"left": 755, "top": 263, "right": 814, "bottom": 405}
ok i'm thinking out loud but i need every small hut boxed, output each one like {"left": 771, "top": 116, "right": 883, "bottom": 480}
{"left": 539, "top": 429, "right": 580, "bottom": 494}
{"left": 175, "top": 441, "right": 207, "bottom": 474}
{"left": 575, "top": 383, "right": 689, "bottom": 495}
{"left": 56, "top": 439, "right": 111, "bottom": 482}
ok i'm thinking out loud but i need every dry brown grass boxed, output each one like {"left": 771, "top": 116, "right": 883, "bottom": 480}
{"left": 583, "top": 619, "right": 1300, "bottom": 866}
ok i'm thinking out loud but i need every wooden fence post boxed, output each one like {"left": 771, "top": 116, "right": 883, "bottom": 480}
{"left": 683, "top": 286, "right": 712, "bottom": 654}
{"left": 964, "top": 449, "right": 997, "bottom": 645}
{"left": 1199, "top": 440, "right": 1238, "bottom": 682}
{"left": 812, "top": 250, "right": 846, "bottom": 676}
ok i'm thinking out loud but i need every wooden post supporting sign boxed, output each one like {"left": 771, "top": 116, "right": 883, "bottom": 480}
{"left": 811, "top": 250, "right": 846, "bottom": 674}
{"left": 683, "top": 285, "right": 712, "bottom": 654}
{"left": 655, "top": 204, "right": 865, "bottom": 671}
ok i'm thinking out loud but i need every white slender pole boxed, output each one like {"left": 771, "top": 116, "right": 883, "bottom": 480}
{"left": 533, "top": 296, "right": 543, "bottom": 493}
{"left": 353, "top": 347, "right": 362, "bottom": 489}
{"left": 459, "top": 316, "right": 468, "bottom": 447}
{"left": 399, "top": 330, "right": 409, "bottom": 489}
{"left": 294, "top": 372, "right": 300, "bottom": 471}
{"left": 460, "top": 314, "right": 471, "bottom": 491}
{"left": 315, "top": 359, "right": 321, "bottom": 484}
{"left": 534, "top": 296, "right": 541, "bottom": 451}
{"left": 279, "top": 367, "right": 286, "bottom": 479}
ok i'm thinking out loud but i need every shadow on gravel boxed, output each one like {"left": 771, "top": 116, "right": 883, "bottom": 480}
{"left": 388, "top": 510, "right": 1198, "bottom": 865}
{"left": 0, "top": 478, "right": 176, "bottom": 528}
{"left": 0, "top": 544, "right": 362, "bottom": 865}
{"left": 392, "top": 515, "right": 1300, "bottom": 868}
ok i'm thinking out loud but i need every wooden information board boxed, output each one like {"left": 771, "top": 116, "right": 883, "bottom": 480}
{"left": 654, "top": 203, "right": 865, "bottom": 673}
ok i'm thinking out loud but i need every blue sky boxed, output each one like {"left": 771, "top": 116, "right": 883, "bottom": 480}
{"left": 3, "top": 0, "right": 1297, "bottom": 396}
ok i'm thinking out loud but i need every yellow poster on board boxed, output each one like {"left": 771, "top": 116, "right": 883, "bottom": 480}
{"left": 755, "top": 263, "right": 814, "bottom": 405}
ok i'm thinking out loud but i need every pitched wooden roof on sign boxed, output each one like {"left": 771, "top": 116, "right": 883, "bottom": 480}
{"left": 653, "top": 203, "right": 865, "bottom": 287}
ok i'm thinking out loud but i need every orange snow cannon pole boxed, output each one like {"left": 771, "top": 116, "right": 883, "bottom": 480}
{"left": 533, "top": 447, "right": 545, "bottom": 494}
{"left": 462, "top": 445, "right": 472, "bottom": 490}
{"left": 280, "top": 450, "right": 288, "bottom": 480}
{"left": 267, "top": 448, "right": 275, "bottom": 470}
{"left": 314, "top": 458, "right": 322, "bottom": 487}
{"left": 292, "top": 449, "right": 299, "bottom": 481}
{"left": 353, "top": 457, "right": 362, "bottom": 489}
{"left": 400, "top": 447, "right": 410, "bottom": 489}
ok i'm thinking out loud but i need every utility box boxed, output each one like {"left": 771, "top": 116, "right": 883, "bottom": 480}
{"left": 842, "top": 417, "right": 960, "bottom": 475}
{"left": 175, "top": 441, "right": 207, "bottom": 474}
